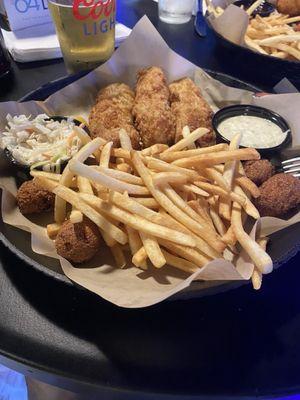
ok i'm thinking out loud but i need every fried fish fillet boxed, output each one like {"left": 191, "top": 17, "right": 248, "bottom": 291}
{"left": 277, "top": 0, "right": 300, "bottom": 16}
{"left": 89, "top": 83, "right": 141, "bottom": 149}
{"left": 132, "top": 67, "right": 175, "bottom": 148}
{"left": 169, "top": 78, "right": 215, "bottom": 147}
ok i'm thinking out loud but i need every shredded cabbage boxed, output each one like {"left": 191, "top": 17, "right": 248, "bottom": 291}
{"left": 0, "top": 114, "right": 83, "bottom": 168}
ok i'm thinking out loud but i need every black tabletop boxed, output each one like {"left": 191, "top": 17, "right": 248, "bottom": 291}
{"left": 0, "top": 1, "right": 300, "bottom": 398}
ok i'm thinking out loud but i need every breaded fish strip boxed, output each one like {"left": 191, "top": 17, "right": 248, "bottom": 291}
{"left": 133, "top": 67, "right": 175, "bottom": 148}
{"left": 169, "top": 78, "right": 215, "bottom": 147}
{"left": 89, "top": 83, "right": 141, "bottom": 149}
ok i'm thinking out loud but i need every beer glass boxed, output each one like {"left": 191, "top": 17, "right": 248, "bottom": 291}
{"left": 48, "top": 0, "right": 116, "bottom": 74}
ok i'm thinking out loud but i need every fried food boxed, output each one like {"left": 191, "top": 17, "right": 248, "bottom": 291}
{"left": 132, "top": 67, "right": 175, "bottom": 148}
{"left": 244, "top": 159, "right": 275, "bottom": 186}
{"left": 17, "top": 179, "right": 55, "bottom": 215}
{"left": 254, "top": 173, "right": 300, "bottom": 217}
{"left": 277, "top": 0, "right": 300, "bottom": 17}
{"left": 169, "top": 78, "right": 215, "bottom": 147}
{"left": 55, "top": 218, "right": 101, "bottom": 263}
{"left": 89, "top": 83, "right": 140, "bottom": 149}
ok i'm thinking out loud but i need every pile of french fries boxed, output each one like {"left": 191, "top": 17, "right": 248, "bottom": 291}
{"left": 31, "top": 125, "right": 273, "bottom": 290}
{"left": 206, "top": 0, "right": 300, "bottom": 61}
{"left": 246, "top": 13, "right": 300, "bottom": 60}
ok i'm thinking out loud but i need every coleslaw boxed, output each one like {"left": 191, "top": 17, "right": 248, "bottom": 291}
{"left": 0, "top": 114, "right": 84, "bottom": 171}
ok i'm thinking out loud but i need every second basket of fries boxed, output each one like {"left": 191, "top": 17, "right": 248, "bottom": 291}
{"left": 206, "top": 0, "right": 300, "bottom": 88}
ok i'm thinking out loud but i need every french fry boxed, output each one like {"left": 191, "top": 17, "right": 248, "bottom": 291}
{"left": 251, "top": 237, "right": 269, "bottom": 289}
{"left": 194, "top": 181, "right": 246, "bottom": 206}
{"left": 111, "top": 244, "right": 127, "bottom": 268}
{"left": 245, "top": 35, "right": 269, "bottom": 55}
{"left": 92, "top": 165, "right": 144, "bottom": 185}
{"left": 161, "top": 249, "right": 199, "bottom": 273}
{"left": 265, "top": 43, "right": 300, "bottom": 60}
{"left": 152, "top": 172, "right": 188, "bottom": 186}
{"left": 163, "top": 128, "right": 209, "bottom": 153}
{"left": 234, "top": 185, "right": 260, "bottom": 219}
{"left": 69, "top": 209, "right": 83, "bottom": 224}
{"left": 80, "top": 193, "right": 197, "bottom": 247}
{"left": 204, "top": 167, "right": 231, "bottom": 191}
{"left": 256, "top": 34, "right": 300, "bottom": 46}
{"left": 159, "top": 239, "right": 211, "bottom": 267}
{"left": 182, "top": 126, "right": 196, "bottom": 149}
{"left": 131, "top": 151, "right": 225, "bottom": 253}
{"left": 188, "top": 199, "right": 214, "bottom": 228}
{"left": 77, "top": 176, "right": 94, "bottom": 194}
{"left": 159, "top": 144, "right": 227, "bottom": 162}
{"left": 141, "top": 144, "right": 169, "bottom": 156}
{"left": 126, "top": 226, "right": 147, "bottom": 270}
{"left": 181, "top": 184, "right": 210, "bottom": 197}
{"left": 55, "top": 138, "right": 103, "bottom": 223}
{"left": 133, "top": 197, "right": 159, "bottom": 209}
{"left": 132, "top": 247, "right": 148, "bottom": 268}
{"left": 146, "top": 157, "right": 200, "bottom": 180}
{"left": 158, "top": 209, "right": 221, "bottom": 259}
{"left": 235, "top": 176, "right": 260, "bottom": 198}
{"left": 46, "top": 223, "right": 62, "bottom": 239}
{"left": 163, "top": 184, "right": 215, "bottom": 229}
{"left": 222, "top": 226, "right": 237, "bottom": 246}
{"left": 71, "top": 125, "right": 91, "bottom": 148}
{"left": 37, "top": 177, "right": 128, "bottom": 245}
{"left": 111, "top": 148, "right": 131, "bottom": 159}
{"left": 74, "top": 175, "right": 94, "bottom": 226}
{"left": 251, "top": 269, "right": 263, "bottom": 290}
{"left": 100, "top": 141, "right": 113, "bottom": 167}
{"left": 30, "top": 170, "right": 61, "bottom": 181}
{"left": 209, "top": 205, "right": 227, "bottom": 236}
{"left": 231, "top": 202, "right": 272, "bottom": 274}
{"left": 219, "top": 133, "right": 241, "bottom": 221}
{"left": 140, "top": 232, "right": 166, "bottom": 268}
{"left": 116, "top": 163, "right": 132, "bottom": 173}
{"left": 108, "top": 191, "right": 197, "bottom": 247}
{"left": 173, "top": 148, "right": 260, "bottom": 168}
{"left": 70, "top": 160, "right": 150, "bottom": 195}
{"left": 247, "top": 0, "right": 265, "bottom": 15}
{"left": 119, "top": 129, "right": 132, "bottom": 150}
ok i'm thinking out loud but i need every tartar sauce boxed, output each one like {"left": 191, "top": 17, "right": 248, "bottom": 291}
{"left": 218, "top": 115, "right": 287, "bottom": 148}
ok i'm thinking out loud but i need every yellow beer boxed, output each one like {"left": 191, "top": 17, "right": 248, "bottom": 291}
{"left": 48, "top": 0, "right": 116, "bottom": 73}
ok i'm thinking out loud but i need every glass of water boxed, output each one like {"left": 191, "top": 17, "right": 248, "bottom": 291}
{"left": 158, "top": 0, "right": 195, "bottom": 24}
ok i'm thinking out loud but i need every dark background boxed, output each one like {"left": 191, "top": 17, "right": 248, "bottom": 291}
{"left": 0, "top": 1, "right": 300, "bottom": 399}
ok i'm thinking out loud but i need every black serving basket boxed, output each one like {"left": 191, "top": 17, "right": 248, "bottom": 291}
{"left": 0, "top": 70, "right": 299, "bottom": 302}
{"left": 207, "top": 19, "right": 300, "bottom": 91}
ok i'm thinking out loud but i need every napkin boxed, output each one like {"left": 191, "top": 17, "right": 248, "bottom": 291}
{"left": 1, "top": 22, "right": 131, "bottom": 63}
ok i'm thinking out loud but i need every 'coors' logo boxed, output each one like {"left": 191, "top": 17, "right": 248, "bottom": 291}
{"left": 73, "top": 0, "right": 115, "bottom": 20}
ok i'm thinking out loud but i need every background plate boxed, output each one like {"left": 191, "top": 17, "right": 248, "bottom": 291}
{"left": 207, "top": 19, "right": 300, "bottom": 91}
{"left": 1, "top": 70, "right": 299, "bottom": 301}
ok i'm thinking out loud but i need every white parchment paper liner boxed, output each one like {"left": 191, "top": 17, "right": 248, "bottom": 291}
{"left": 0, "top": 16, "right": 299, "bottom": 308}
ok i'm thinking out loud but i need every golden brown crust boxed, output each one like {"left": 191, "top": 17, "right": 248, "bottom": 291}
{"left": 55, "top": 218, "right": 102, "bottom": 263}
{"left": 277, "top": 0, "right": 300, "bottom": 16}
{"left": 132, "top": 67, "right": 175, "bottom": 148}
{"left": 17, "top": 179, "right": 55, "bottom": 215}
{"left": 89, "top": 83, "right": 141, "bottom": 149}
{"left": 169, "top": 78, "right": 215, "bottom": 147}
{"left": 254, "top": 173, "right": 300, "bottom": 217}
{"left": 244, "top": 160, "right": 275, "bottom": 186}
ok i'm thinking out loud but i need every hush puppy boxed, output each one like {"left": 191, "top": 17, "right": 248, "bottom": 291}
{"left": 254, "top": 173, "right": 300, "bottom": 217}
{"left": 244, "top": 159, "right": 275, "bottom": 186}
{"left": 17, "top": 179, "right": 55, "bottom": 215}
{"left": 55, "top": 218, "right": 102, "bottom": 264}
